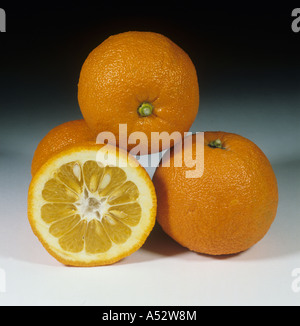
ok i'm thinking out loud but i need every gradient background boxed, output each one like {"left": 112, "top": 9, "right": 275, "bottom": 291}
{"left": 0, "top": 2, "right": 299, "bottom": 305}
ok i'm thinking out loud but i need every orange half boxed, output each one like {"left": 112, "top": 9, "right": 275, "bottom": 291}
{"left": 28, "top": 143, "right": 157, "bottom": 266}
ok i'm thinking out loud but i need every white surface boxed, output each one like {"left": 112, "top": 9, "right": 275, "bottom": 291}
{"left": 0, "top": 147, "right": 300, "bottom": 306}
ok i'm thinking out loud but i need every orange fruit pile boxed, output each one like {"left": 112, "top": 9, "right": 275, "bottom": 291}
{"left": 28, "top": 30, "right": 278, "bottom": 266}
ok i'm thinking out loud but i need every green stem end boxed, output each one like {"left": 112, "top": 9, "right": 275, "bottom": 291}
{"left": 138, "top": 102, "right": 154, "bottom": 117}
{"left": 208, "top": 139, "right": 225, "bottom": 149}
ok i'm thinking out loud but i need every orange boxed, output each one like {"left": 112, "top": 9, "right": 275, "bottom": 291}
{"left": 78, "top": 31, "right": 199, "bottom": 154}
{"left": 31, "top": 119, "right": 97, "bottom": 176}
{"left": 152, "top": 132, "right": 279, "bottom": 255}
{"left": 28, "top": 142, "right": 157, "bottom": 266}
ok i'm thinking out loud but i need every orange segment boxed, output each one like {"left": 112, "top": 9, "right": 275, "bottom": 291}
{"left": 83, "top": 160, "right": 104, "bottom": 193}
{"left": 41, "top": 203, "right": 77, "bottom": 223}
{"left": 42, "top": 178, "right": 79, "bottom": 203}
{"left": 108, "top": 203, "right": 142, "bottom": 227}
{"left": 49, "top": 214, "right": 81, "bottom": 238}
{"left": 98, "top": 166, "right": 127, "bottom": 197}
{"left": 107, "top": 181, "right": 139, "bottom": 205}
{"left": 56, "top": 162, "right": 83, "bottom": 194}
{"left": 59, "top": 220, "right": 87, "bottom": 253}
{"left": 85, "top": 219, "right": 112, "bottom": 254}
{"left": 102, "top": 214, "right": 132, "bottom": 244}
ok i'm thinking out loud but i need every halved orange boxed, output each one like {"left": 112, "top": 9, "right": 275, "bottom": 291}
{"left": 28, "top": 143, "right": 157, "bottom": 266}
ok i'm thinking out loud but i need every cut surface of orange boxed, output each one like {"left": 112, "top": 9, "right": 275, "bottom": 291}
{"left": 28, "top": 143, "right": 157, "bottom": 266}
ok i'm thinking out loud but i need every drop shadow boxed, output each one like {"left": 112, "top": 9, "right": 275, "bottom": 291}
{"left": 142, "top": 222, "right": 188, "bottom": 257}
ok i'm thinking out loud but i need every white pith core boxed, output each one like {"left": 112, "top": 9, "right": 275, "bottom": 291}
{"left": 71, "top": 162, "right": 112, "bottom": 223}
{"left": 75, "top": 187, "right": 111, "bottom": 223}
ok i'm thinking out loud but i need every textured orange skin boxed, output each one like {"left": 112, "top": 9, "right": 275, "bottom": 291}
{"left": 153, "top": 132, "right": 279, "bottom": 255}
{"left": 78, "top": 31, "right": 199, "bottom": 154}
{"left": 31, "top": 119, "right": 97, "bottom": 176}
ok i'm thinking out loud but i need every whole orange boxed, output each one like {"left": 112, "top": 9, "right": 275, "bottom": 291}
{"left": 31, "top": 119, "right": 97, "bottom": 176}
{"left": 152, "top": 132, "right": 279, "bottom": 255}
{"left": 77, "top": 31, "right": 199, "bottom": 154}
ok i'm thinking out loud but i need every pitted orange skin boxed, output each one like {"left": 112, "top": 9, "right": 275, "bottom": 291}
{"left": 153, "top": 132, "right": 279, "bottom": 255}
{"left": 78, "top": 31, "right": 199, "bottom": 154}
